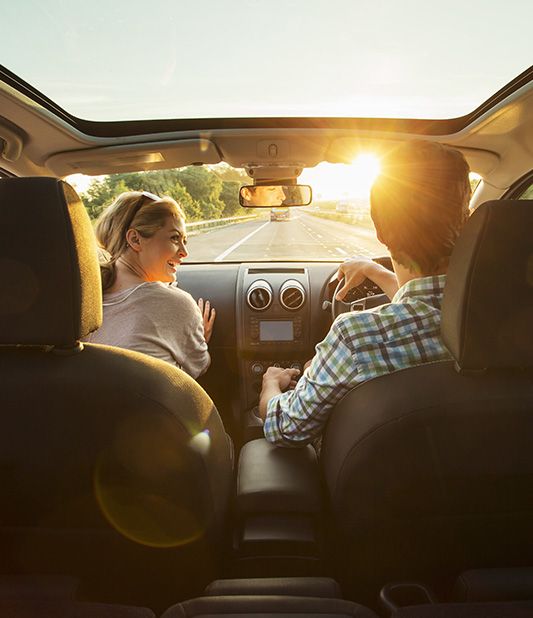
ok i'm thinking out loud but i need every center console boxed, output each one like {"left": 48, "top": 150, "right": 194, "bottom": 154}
{"left": 231, "top": 267, "right": 331, "bottom": 582}
{"left": 236, "top": 264, "right": 311, "bottom": 434}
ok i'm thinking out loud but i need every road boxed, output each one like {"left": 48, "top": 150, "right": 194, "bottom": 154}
{"left": 186, "top": 211, "right": 386, "bottom": 262}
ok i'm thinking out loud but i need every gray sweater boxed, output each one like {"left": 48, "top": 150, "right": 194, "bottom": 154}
{"left": 85, "top": 281, "right": 210, "bottom": 378}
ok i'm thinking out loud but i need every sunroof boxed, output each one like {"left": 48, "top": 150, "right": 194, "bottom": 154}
{"left": 2, "top": 1, "right": 532, "bottom": 122}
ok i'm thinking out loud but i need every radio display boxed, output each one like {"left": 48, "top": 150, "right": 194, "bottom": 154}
{"left": 259, "top": 320, "right": 294, "bottom": 341}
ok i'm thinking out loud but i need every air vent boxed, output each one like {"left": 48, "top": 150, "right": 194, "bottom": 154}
{"left": 246, "top": 280, "right": 273, "bottom": 311}
{"left": 280, "top": 280, "right": 306, "bottom": 311}
{"left": 248, "top": 268, "right": 306, "bottom": 274}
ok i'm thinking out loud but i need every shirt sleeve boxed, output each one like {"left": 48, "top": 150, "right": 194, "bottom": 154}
{"left": 263, "top": 317, "right": 360, "bottom": 447}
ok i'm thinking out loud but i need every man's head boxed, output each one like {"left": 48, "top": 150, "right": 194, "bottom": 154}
{"left": 241, "top": 185, "right": 286, "bottom": 207}
{"left": 370, "top": 140, "right": 471, "bottom": 275}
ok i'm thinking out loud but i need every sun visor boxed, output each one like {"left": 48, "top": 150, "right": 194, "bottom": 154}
{"left": 327, "top": 137, "right": 499, "bottom": 176}
{"left": 46, "top": 139, "right": 221, "bottom": 176}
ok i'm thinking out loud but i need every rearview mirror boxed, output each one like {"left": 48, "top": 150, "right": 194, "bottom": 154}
{"left": 239, "top": 184, "right": 312, "bottom": 208}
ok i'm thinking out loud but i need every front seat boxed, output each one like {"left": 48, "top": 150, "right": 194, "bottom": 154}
{"left": 321, "top": 199, "right": 533, "bottom": 604}
{"left": 0, "top": 178, "right": 233, "bottom": 611}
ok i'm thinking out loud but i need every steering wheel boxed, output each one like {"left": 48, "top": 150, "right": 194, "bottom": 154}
{"left": 331, "top": 277, "right": 389, "bottom": 320}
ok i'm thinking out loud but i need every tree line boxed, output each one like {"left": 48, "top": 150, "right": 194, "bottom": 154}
{"left": 81, "top": 165, "right": 251, "bottom": 222}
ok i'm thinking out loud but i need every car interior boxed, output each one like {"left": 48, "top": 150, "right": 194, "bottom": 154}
{"left": 1, "top": 7, "right": 533, "bottom": 616}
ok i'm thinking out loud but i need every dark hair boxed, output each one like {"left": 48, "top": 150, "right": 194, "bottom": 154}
{"left": 370, "top": 140, "right": 471, "bottom": 274}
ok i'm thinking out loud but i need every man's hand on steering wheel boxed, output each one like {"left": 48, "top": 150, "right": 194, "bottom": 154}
{"left": 334, "top": 256, "right": 400, "bottom": 301}
{"left": 335, "top": 257, "right": 378, "bottom": 300}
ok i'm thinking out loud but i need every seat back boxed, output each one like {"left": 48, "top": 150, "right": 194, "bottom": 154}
{"left": 321, "top": 200, "right": 533, "bottom": 602}
{"left": 0, "top": 178, "right": 233, "bottom": 611}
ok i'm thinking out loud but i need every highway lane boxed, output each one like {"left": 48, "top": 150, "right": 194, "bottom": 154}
{"left": 186, "top": 211, "right": 386, "bottom": 262}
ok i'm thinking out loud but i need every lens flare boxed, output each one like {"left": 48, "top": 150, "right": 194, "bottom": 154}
{"left": 300, "top": 154, "right": 381, "bottom": 200}
{"left": 93, "top": 414, "right": 207, "bottom": 548}
{"left": 351, "top": 153, "right": 381, "bottom": 194}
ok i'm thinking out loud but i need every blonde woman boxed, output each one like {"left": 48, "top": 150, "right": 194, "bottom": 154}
{"left": 86, "top": 191, "right": 215, "bottom": 378}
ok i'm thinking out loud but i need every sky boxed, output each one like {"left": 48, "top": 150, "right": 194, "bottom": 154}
{"left": 3, "top": 1, "right": 532, "bottom": 121}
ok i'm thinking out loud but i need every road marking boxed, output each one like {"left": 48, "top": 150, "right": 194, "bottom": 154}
{"left": 214, "top": 221, "right": 270, "bottom": 262}
{"left": 336, "top": 247, "right": 348, "bottom": 255}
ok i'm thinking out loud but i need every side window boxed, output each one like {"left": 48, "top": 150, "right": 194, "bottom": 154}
{"left": 509, "top": 171, "right": 533, "bottom": 200}
{"left": 518, "top": 183, "right": 533, "bottom": 199}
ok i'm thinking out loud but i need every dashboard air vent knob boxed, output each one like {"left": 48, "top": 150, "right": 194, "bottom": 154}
{"left": 246, "top": 280, "right": 273, "bottom": 311}
{"left": 280, "top": 280, "right": 306, "bottom": 311}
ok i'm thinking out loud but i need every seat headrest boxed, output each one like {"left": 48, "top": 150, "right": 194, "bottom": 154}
{"left": 441, "top": 200, "right": 533, "bottom": 371}
{"left": 0, "top": 177, "right": 102, "bottom": 347}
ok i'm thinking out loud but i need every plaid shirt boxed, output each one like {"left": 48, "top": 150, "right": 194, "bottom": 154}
{"left": 264, "top": 274, "right": 452, "bottom": 447}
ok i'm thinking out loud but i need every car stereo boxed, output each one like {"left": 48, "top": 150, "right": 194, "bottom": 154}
{"left": 249, "top": 317, "right": 303, "bottom": 345}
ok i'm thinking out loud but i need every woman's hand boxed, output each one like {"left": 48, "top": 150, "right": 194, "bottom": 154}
{"left": 198, "top": 298, "right": 216, "bottom": 343}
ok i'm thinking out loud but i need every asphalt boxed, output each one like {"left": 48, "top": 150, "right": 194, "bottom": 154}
{"left": 186, "top": 211, "right": 386, "bottom": 262}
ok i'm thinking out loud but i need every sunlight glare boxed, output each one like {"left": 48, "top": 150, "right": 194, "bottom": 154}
{"left": 301, "top": 153, "right": 381, "bottom": 201}
{"left": 351, "top": 154, "right": 381, "bottom": 195}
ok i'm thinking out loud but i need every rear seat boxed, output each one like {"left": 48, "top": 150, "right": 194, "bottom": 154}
{"left": 163, "top": 577, "right": 377, "bottom": 617}
{"left": 0, "top": 576, "right": 378, "bottom": 617}
{"left": 382, "top": 569, "right": 533, "bottom": 617}
{"left": 392, "top": 601, "right": 533, "bottom": 617}
{"left": 452, "top": 568, "right": 533, "bottom": 603}
{"left": 0, "top": 599, "right": 155, "bottom": 617}
{"left": 162, "top": 595, "right": 377, "bottom": 617}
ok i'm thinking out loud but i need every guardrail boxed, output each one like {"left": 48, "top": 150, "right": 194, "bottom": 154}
{"left": 187, "top": 213, "right": 260, "bottom": 236}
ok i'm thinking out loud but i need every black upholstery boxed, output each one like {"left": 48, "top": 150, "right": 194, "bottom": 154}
{"left": 162, "top": 595, "right": 378, "bottom": 617}
{"left": 441, "top": 200, "right": 533, "bottom": 371}
{"left": 0, "top": 575, "right": 79, "bottom": 600}
{"left": 237, "top": 439, "right": 321, "bottom": 514}
{"left": 392, "top": 601, "right": 533, "bottom": 617}
{"left": 204, "top": 577, "right": 342, "bottom": 598}
{"left": 321, "top": 200, "right": 533, "bottom": 603}
{"left": 452, "top": 568, "right": 533, "bottom": 602}
{"left": 0, "top": 178, "right": 101, "bottom": 346}
{"left": 0, "top": 600, "right": 155, "bottom": 617}
{"left": 0, "top": 178, "right": 233, "bottom": 610}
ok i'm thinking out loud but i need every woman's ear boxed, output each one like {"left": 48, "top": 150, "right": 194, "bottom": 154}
{"left": 125, "top": 228, "right": 142, "bottom": 252}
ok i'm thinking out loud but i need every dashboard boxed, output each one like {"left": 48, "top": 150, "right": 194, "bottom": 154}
{"left": 176, "top": 259, "right": 391, "bottom": 440}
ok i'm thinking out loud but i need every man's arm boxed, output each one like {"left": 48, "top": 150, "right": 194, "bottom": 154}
{"left": 260, "top": 320, "right": 359, "bottom": 447}
{"left": 259, "top": 367, "right": 300, "bottom": 421}
{"left": 335, "top": 256, "right": 399, "bottom": 301}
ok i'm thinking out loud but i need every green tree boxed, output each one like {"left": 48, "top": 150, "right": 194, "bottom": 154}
{"left": 170, "top": 182, "right": 202, "bottom": 221}
{"left": 176, "top": 167, "right": 224, "bottom": 219}
{"left": 220, "top": 180, "right": 243, "bottom": 217}
{"left": 212, "top": 163, "right": 250, "bottom": 184}
{"left": 80, "top": 164, "right": 253, "bottom": 222}
{"left": 83, "top": 178, "right": 129, "bottom": 220}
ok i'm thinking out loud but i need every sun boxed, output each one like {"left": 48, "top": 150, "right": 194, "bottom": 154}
{"left": 351, "top": 153, "right": 381, "bottom": 194}
{"left": 300, "top": 154, "right": 381, "bottom": 200}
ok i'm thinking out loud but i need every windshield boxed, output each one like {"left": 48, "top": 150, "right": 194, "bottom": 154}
{"left": 69, "top": 161, "right": 390, "bottom": 262}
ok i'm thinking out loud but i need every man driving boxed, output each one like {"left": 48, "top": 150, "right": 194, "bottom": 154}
{"left": 259, "top": 140, "right": 471, "bottom": 447}
{"left": 241, "top": 184, "right": 286, "bottom": 207}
